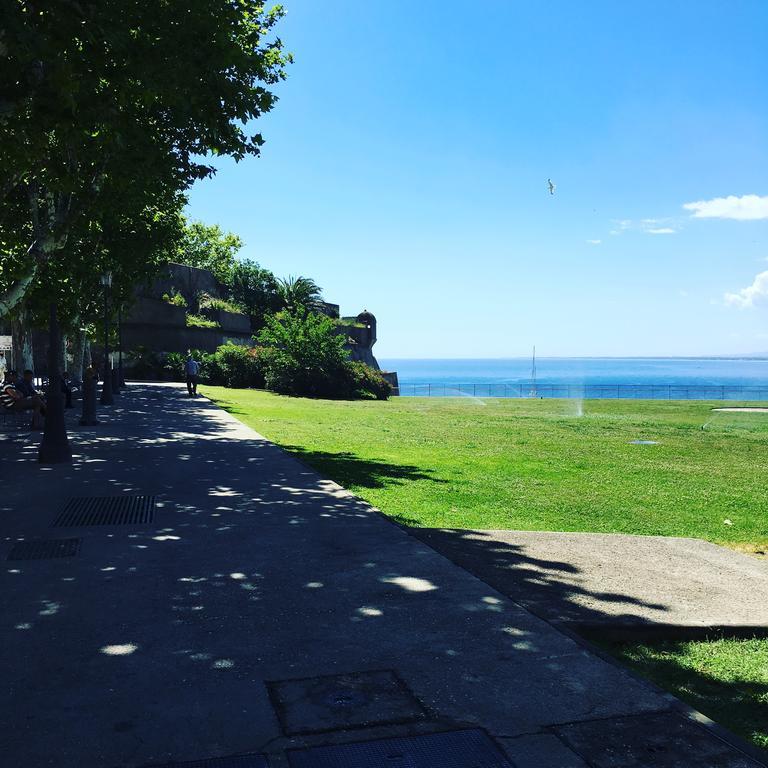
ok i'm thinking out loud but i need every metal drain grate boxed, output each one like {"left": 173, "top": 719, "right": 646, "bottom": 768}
{"left": 288, "top": 729, "right": 513, "bottom": 768}
{"left": 52, "top": 495, "right": 156, "bottom": 527}
{"left": 152, "top": 756, "right": 268, "bottom": 768}
{"left": 7, "top": 538, "right": 81, "bottom": 561}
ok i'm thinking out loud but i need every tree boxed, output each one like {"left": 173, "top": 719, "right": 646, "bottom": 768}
{"left": 0, "top": 1, "right": 291, "bottom": 462}
{"left": 258, "top": 310, "right": 350, "bottom": 397}
{"left": 1, "top": 1, "right": 290, "bottom": 313}
{"left": 276, "top": 276, "right": 324, "bottom": 313}
{"left": 230, "top": 258, "right": 281, "bottom": 328}
{"left": 175, "top": 219, "right": 244, "bottom": 284}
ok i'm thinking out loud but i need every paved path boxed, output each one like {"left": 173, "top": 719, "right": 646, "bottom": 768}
{"left": 0, "top": 384, "right": 764, "bottom": 768}
{"left": 413, "top": 530, "right": 768, "bottom": 639}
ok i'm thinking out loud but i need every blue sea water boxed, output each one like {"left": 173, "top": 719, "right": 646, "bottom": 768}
{"left": 377, "top": 358, "right": 768, "bottom": 400}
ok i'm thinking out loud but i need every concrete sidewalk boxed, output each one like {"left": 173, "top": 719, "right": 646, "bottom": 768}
{"left": 0, "top": 383, "right": 764, "bottom": 768}
{"left": 412, "top": 529, "right": 768, "bottom": 639}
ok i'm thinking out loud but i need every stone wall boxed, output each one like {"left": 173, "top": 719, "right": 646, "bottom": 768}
{"left": 146, "top": 262, "right": 227, "bottom": 305}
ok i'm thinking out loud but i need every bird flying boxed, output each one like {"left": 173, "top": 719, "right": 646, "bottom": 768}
{"left": 548, "top": 179, "right": 556, "bottom": 196}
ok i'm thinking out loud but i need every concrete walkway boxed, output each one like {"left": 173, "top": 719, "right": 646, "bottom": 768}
{"left": 0, "top": 383, "right": 764, "bottom": 768}
{"left": 413, "top": 530, "right": 768, "bottom": 639}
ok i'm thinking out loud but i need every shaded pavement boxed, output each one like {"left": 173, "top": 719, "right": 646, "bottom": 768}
{"left": 0, "top": 384, "right": 764, "bottom": 767}
{"left": 411, "top": 529, "right": 768, "bottom": 640}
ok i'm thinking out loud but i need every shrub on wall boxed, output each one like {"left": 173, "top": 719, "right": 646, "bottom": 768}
{"left": 197, "top": 292, "right": 244, "bottom": 316}
{"left": 162, "top": 290, "right": 188, "bottom": 308}
{"left": 186, "top": 313, "right": 219, "bottom": 328}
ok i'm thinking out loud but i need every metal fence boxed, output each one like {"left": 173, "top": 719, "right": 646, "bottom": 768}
{"left": 394, "top": 383, "right": 768, "bottom": 401}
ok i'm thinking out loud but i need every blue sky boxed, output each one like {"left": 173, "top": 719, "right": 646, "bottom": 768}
{"left": 186, "top": 1, "right": 768, "bottom": 358}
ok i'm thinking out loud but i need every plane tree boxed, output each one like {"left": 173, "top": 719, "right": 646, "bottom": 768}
{"left": 0, "top": 0, "right": 291, "bottom": 462}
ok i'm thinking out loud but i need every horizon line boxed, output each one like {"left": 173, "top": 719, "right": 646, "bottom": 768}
{"left": 377, "top": 355, "right": 768, "bottom": 361}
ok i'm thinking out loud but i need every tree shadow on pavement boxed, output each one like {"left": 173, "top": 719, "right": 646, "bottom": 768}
{"left": 410, "top": 527, "right": 670, "bottom": 628}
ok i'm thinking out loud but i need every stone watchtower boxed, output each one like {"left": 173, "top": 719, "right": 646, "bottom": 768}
{"left": 340, "top": 309, "right": 378, "bottom": 368}
{"left": 356, "top": 310, "right": 376, "bottom": 348}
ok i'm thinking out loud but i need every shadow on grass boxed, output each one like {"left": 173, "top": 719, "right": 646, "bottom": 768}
{"left": 279, "top": 444, "right": 448, "bottom": 493}
{"left": 601, "top": 639, "right": 768, "bottom": 755}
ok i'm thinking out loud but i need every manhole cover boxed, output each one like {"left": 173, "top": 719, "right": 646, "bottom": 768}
{"left": 288, "top": 729, "right": 512, "bottom": 768}
{"left": 268, "top": 669, "right": 427, "bottom": 736}
{"left": 149, "top": 755, "right": 268, "bottom": 768}
{"left": 7, "top": 538, "right": 81, "bottom": 560}
{"left": 52, "top": 495, "right": 156, "bottom": 527}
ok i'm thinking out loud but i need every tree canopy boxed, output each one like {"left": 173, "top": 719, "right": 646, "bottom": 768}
{"left": 0, "top": 0, "right": 291, "bottom": 321}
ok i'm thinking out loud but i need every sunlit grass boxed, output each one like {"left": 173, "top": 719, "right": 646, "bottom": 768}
{"left": 203, "top": 387, "right": 768, "bottom": 549}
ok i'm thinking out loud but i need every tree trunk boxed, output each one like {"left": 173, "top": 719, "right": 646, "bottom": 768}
{"left": 84, "top": 337, "right": 93, "bottom": 373}
{"left": 10, "top": 306, "right": 34, "bottom": 372}
{"left": 38, "top": 302, "right": 72, "bottom": 464}
{"left": 0, "top": 263, "right": 38, "bottom": 320}
{"left": 60, "top": 333, "right": 67, "bottom": 377}
{"left": 70, "top": 328, "right": 86, "bottom": 386}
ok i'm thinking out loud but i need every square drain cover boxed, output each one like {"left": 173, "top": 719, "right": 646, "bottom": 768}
{"left": 288, "top": 729, "right": 513, "bottom": 768}
{"left": 52, "top": 495, "right": 156, "bottom": 527}
{"left": 269, "top": 669, "right": 426, "bottom": 736}
{"left": 7, "top": 538, "right": 81, "bottom": 560}
{"left": 151, "top": 755, "right": 267, "bottom": 768}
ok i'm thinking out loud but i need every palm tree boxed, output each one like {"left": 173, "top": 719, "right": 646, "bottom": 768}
{"left": 277, "top": 275, "right": 324, "bottom": 313}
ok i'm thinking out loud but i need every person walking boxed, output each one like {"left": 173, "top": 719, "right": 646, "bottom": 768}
{"left": 185, "top": 352, "right": 200, "bottom": 397}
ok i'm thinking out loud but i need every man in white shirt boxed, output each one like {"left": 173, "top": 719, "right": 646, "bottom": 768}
{"left": 184, "top": 353, "right": 200, "bottom": 397}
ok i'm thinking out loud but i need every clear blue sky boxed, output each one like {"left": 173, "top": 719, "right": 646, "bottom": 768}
{"left": 186, "top": 0, "right": 768, "bottom": 358}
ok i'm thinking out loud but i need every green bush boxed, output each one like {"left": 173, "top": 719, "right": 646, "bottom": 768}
{"left": 163, "top": 352, "right": 187, "bottom": 380}
{"left": 211, "top": 343, "right": 264, "bottom": 388}
{"left": 127, "top": 346, "right": 164, "bottom": 379}
{"left": 257, "top": 311, "right": 388, "bottom": 399}
{"left": 344, "top": 361, "right": 391, "bottom": 400}
{"left": 197, "top": 291, "right": 244, "bottom": 315}
{"left": 162, "top": 349, "right": 216, "bottom": 382}
{"left": 162, "top": 290, "right": 188, "bottom": 308}
{"left": 186, "top": 313, "right": 219, "bottom": 328}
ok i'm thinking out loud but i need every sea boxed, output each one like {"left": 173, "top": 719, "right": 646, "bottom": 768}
{"left": 377, "top": 358, "right": 768, "bottom": 400}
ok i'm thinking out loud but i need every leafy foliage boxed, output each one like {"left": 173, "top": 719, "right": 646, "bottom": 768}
{"left": 197, "top": 292, "right": 243, "bottom": 315}
{"left": 345, "top": 361, "right": 392, "bottom": 400}
{"left": 0, "top": 0, "right": 291, "bottom": 323}
{"left": 276, "top": 276, "right": 324, "bottom": 313}
{"left": 230, "top": 258, "right": 282, "bottom": 328}
{"left": 186, "top": 314, "right": 219, "bottom": 329}
{"left": 163, "top": 290, "right": 188, "bottom": 308}
{"left": 257, "top": 311, "right": 350, "bottom": 397}
{"left": 176, "top": 220, "right": 244, "bottom": 284}
{"left": 211, "top": 343, "right": 264, "bottom": 389}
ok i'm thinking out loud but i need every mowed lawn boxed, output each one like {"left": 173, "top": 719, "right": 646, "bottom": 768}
{"left": 202, "top": 388, "right": 768, "bottom": 549}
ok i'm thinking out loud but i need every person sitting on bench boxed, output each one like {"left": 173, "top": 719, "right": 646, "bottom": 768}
{"left": 16, "top": 369, "right": 45, "bottom": 401}
{"left": 1, "top": 370, "right": 44, "bottom": 429}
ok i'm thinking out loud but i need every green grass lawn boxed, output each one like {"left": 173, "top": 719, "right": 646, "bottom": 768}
{"left": 602, "top": 638, "right": 768, "bottom": 750}
{"left": 202, "top": 388, "right": 768, "bottom": 549}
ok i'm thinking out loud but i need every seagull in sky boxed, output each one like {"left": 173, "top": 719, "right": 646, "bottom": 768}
{"left": 548, "top": 178, "right": 556, "bottom": 196}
